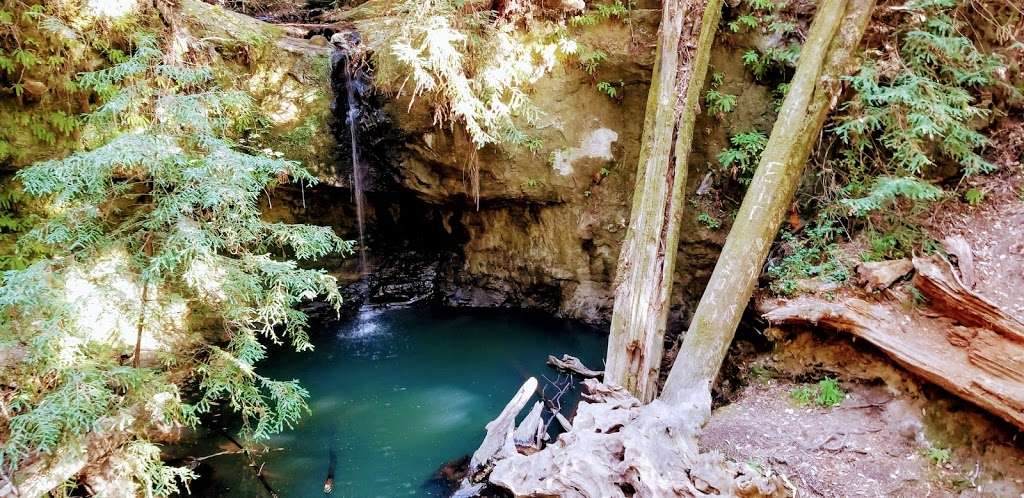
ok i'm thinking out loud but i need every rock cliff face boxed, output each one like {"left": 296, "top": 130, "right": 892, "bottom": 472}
{"left": 259, "top": 8, "right": 780, "bottom": 328}
{"left": 348, "top": 14, "right": 783, "bottom": 327}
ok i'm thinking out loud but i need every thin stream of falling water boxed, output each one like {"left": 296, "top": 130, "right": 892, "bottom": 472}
{"left": 343, "top": 59, "right": 369, "bottom": 274}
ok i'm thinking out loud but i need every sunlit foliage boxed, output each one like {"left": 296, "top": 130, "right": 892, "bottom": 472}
{"left": 1, "top": 26, "right": 350, "bottom": 495}
{"left": 365, "top": 0, "right": 629, "bottom": 202}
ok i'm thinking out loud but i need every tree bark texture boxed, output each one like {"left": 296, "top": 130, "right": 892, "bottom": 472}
{"left": 660, "top": 0, "right": 875, "bottom": 415}
{"left": 605, "top": 0, "right": 724, "bottom": 403}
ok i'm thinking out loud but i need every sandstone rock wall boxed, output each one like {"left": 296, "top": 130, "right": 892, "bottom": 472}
{"left": 366, "top": 12, "right": 779, "bottom": 326}
{"left": 254, "top": 7, "right": 780, "bottom": 328}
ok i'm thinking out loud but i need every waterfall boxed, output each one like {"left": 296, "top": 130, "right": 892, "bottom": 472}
{"left": 340, "top": 53, "right": 369, "bottom": 275}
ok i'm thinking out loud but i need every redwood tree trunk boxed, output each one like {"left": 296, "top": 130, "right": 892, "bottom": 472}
{"left": 660, "top": 0, "right": 876, "bottom": 416}
{"left": 604, "top": 0, "right": 724, "bottom": 403}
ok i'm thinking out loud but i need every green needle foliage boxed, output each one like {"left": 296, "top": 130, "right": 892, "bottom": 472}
{"left": 766, "top": 0, "right": 1009, "bottom": 296}
{"left": 835, "top": 0, "right": 1005, "bottom": 212}
{"left": 1, "top": 32, "right": 351, "bottom": 494}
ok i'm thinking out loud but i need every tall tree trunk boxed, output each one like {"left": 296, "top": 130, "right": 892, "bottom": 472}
{"left": 660, "top": 0, "right": 875, "bottom": 415}
{"left": 604, "top": 0, "right": 724, "bottom": 403}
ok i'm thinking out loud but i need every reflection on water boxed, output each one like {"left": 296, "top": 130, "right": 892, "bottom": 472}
{"left": 177, "top": 307, "right": 606, "bottom": 497}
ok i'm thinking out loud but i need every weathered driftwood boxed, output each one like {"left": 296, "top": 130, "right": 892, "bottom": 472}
{"left": 469, "top": 377, "right": 538, "bottom": 472}
{"left": 486, "top": 380, "right": 784, "bottom": 498}
{"left": 857, "top": 259, "right": 913, "bottom": 292}
{"left": 605, "top": 0, "right": 724, "bottom": 402}
{"left": 512, "top": 401, "right": 547, "bottom": 450}
{"left": 759, "top": 255, "right": 1024, "bottom": 430}
{"left": 549, "top": 405, "right": 573, "bottom": 432}
{"left": 547, "top": 354, "right": 604, "bottom": 378}
{"left": 661, "top": 0, "right": 875, "bottom": 416}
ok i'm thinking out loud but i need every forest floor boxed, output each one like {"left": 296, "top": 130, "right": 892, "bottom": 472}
{"left": 702, "top": 332, "right": 1024, "bottom": 497}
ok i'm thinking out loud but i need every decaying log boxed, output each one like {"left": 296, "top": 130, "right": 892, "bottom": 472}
{"left": 912, "top": 256, "right": 1024, "bottom": 343}
{"left": 547, "top": 354, "right": 604, "bottom": 378}
{"left": 857, "top": 259, "right": 913, "bottom": 292}
{"left": 661, "top": 0, "right": 875, "bottom": 417}
{"left": 469, "top": 377, "right": 538, "bottom": 472}
{"left": 759, "top": 256, "right": 1024, "bottom": 430}
{"left": 486, "top": 380, "right": 784, "bottom": 498}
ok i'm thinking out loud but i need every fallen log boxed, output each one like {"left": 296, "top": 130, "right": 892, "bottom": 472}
{"left": 547, "top": 354, "right": 604, "bottom": 379}
{"left": 759, "top": 256, "right": 1024, "bottom": 430}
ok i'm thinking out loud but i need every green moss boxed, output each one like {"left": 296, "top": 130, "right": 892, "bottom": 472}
{"left": 259, "top": 108, "right": 334, "bottom": 170}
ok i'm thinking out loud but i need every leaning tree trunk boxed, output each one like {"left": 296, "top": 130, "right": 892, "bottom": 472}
{"left": 604, "top": 0, "right": 724, "bottom": 403}
{"left": 660, "top": 0, "right": 875, "bottom": 415}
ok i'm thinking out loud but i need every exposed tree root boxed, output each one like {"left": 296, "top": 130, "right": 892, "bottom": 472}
{"left": 465, "top": 379, "right": 785, "bottom": 498}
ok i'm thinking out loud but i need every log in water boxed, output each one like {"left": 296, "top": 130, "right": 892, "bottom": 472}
{"left": 179, "top": 308, "right": 605, "bottom": 497}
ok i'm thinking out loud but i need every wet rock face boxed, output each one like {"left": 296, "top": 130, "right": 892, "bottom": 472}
{"left": 328, "top": 43, "right": 406, "bottom": 191}
{"left": 367, "top": 251, "right": 442, "bottom": 305}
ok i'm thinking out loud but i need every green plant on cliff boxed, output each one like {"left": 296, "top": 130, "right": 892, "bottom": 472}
{"left": 1, "top": 31, "right": 350, "bottom": 494}
{"left": 705, "top": 72, "right": 737, "bottom": 118}
{"left": 718, "top": 130, "right": 768, "bottom": 184}
{"left": 724, "top": 0, "right": 786, "bottom": 33}
{"left": 367, "top": 0, "right": 631, "bottom": 203}
{"left": 0, "top": 1, "right": 146, "bottom": 164}
{"left": 723, "top": 0, "right": 801, "bottom": 81}
{"left": 0, "top": 180, "right": 47, "bottom": 271}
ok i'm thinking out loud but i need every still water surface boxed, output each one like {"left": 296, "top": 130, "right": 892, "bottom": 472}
{"left": 182, "top": 307, "right": 606, "bottom": 497}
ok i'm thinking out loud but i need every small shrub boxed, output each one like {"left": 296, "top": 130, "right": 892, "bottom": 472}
{"left": 705, "top": 89, "right": 737, "bottom": 117}
{"left": 860, "top": 224, "right": 937, "bottom": 262}
{"left": 790, "top": 386, "right": 814, "bottom": 406}
{"left": 596, "top": 80, "right": 622, "bottom": 99}
{"left": 718, "top": 130, "right": 768, "bottom": 184}
{"left": 748, "top": 364, "right": 773, "bottom": 383}
{"left": 704, "top": 71, "right": 737, "bottom": 118}
{"left": 815, "top": 377, "right": 845, "bottom": 407}
{"left": 924, "top": 446, "right": 951, "bottom": 466}
{"left": 697, "top": 212, "right": 722, "bottom": 230}
{"left": 569, "top": 0, "right": 630, "bottom": 27}
{"left": 767, "top": 221, "right": 850, "bottom": 295}
{"left": 963, "top": 187, "right": 985, "bottom": 206}
{"left": 790, "top": 377, "right": 845, "bottom": 408}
